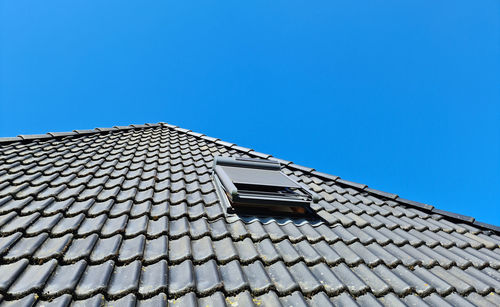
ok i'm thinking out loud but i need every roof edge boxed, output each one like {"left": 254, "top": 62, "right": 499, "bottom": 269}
{"left": 0, "top": 123, "right": 162, "bottom": 144}
{"left": 0, "top": 121, "right": 497, "bottom": 234}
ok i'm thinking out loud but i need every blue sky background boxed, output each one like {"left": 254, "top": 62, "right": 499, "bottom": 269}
{"left": 1, "top": 1, "right": 499, "bottom": 225}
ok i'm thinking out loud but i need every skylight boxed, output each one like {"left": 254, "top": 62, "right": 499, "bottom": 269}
{"left": 213, "top": 156, "right": 319, "bottom": 217}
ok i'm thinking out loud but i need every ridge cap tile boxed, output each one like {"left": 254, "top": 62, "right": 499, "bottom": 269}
{"left": 335, "top": 178, "right": 367, "bottom": 190}
{"left": 432, "top": 208, "right": 475, "bottom": 223}
{"left": 396, "top": 197, "right": 434, "bottom": 211}
{"left": 289, "top": 163, "right": 315, "bottom": 173}
{"left": 473, "top": 221, "right": 500, "bottom": 233}
{"left": 0, "top": 137, "right": 22, "bottom": 143}
{"left": 18, "top": 134, "right": 52, "bottom": 140}
{"left": 363, "top": 187, "right": 398, "bottom": 200}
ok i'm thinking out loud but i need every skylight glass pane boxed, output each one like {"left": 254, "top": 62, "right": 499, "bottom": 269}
{"left": 220, "top": 165, "right": 301, "bottom": 188}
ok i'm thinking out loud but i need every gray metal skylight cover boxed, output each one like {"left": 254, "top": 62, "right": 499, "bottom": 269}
{"left": 221, "top": 165, "right": 301, "bottom": 189}
{"left": 213, "top": 156, "right": 319, "bottom": 210}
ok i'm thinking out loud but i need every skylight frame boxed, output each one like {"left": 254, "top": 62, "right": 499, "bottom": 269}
{"left": 212, "top": 156, "right": 319, "bottom": 217}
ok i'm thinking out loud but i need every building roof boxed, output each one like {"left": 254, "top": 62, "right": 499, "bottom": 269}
{"left": 0, "top": 122, "right": 498, "bottom": 307}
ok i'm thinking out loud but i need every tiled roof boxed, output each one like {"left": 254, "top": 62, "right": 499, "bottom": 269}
{"left": 0, "top": 122, "right": 498, "bottom": 306}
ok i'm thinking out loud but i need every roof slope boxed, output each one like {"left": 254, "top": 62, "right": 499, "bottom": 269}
{"left": 0, "top": 123, "right": 498, "bottom": 306}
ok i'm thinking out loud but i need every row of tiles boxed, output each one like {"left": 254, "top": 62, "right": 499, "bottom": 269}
{"left": 1, "top": 225, "right": 500, "bottom": 271}
{"left": 2, "top": 289, "right": 500, "bottom": 307}
{"left": 0, "top": 202, "right": 498, "bottom": 258}
{"left": 0, "top": 184, "right": 500, "bottom": 249}
{"left": 1, "top": 255, "right": 499, "bottom": 301}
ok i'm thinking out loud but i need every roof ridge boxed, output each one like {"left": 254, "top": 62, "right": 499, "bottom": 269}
{"left": 0, "top": 121, "right": 497, "bottom": 233}
{"left": 0, "top": 123, "right": 163, "bottom": 144}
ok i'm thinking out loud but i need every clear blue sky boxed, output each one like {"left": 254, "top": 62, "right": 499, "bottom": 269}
{"left": 1, "top": 1, "right": 499, "bottom": 225}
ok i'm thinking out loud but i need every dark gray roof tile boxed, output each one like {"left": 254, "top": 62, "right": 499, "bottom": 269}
{"left": 244, "top": 221, "right": 269, "bottom": 241}
{"left": 391, "top": 265, "right": 433, "bottom": 296}
{"left": 465, "top": 266, "right": 500, "bottom": 290}
{"left": 118, "top": 235, "right": 145, "bottom": 263}
{"left": 38, "top": 293, "right": 72, "bottom": 307}
{"left": 208, "top": 219, "right": 229, "bottom": 239}
{"left": 242, "top": 261, "right": 273, "bottom": 294}
{"left": 20, "top": 198, "right": 54, "bottom": 215}
{"left": 67, "top": 199, "right": 95, "bottom": 216}
{"left": 107, "top": 260, "right": 141, "bottom": 298}
{"left": 87, "top": 199, "right": 114, "bottom": 216}
{"left": 42, "top": 260, "right": 87, "bottom": 298}
{"left": 197, "top": 292, "right": 226, "bottom": 306}
{"left": 168, "top": 260, "right": 195, "bottom": 297}
{"left": 308, "top": 264, "right": 344, "bottom": 296}
{"left": 274, "top": 239, "right": 301, "bottom": 264}
{"left": 32, "top": 234, "right": 72, "bottom": 262}
{"left": 280, "top": 291, "right": 309, "bottom": 307}
{"left": 256, "top": 238, "right": 281, "bottom": 264}
{"left": 7, "top": 259, "right": 57, "bottom": 297}
{"left": 194, "top": 259, "right": 223, "bottom": 295}
{"left": 146, "top": 216, "right": 168, "bottom": 239}
{"left": 101, "top": 215, "right": 128, "bottom": 237}
{"left": 1, "top": 213, "right": 40, "bottom": 235}
{"left": 107, "top": 293, "right": 137, "bottom": 307}
{"left": 430, "top": 266, "right": 474, "bottom": 295}
{"left": 356, "top": 293, "right": 384, "bottom": 307}
{"left": 366, "top": 243, "right": 401, "bottom": 267}
{"left": 219, "top": 260, "right": 248, "bottom": 295}
{"left": 0, "top": 197, "right": 32, "bottom": 214}
{"left": 77, "top": 214, "right": 107, "bottom": 236}
{"left": 169, "top": 236, "right": 191, "bottom": 264}
{"left": 416, "top": 245, "right": 454, "bottom": 268}
{"left": 89, "top": 235, "right": 122, "bottom": 263}
{"left": 289, "top": 262, "right": 322, "bottom": 295}
{"left": 168, "top": 217, "right": 188, "bottom": 239}
{"left": 109, "top": 200, "right": 133, "bottom": 217}
{"left": 124, "top": 215, "right": 148, "bottom": 238}
{"left": 63, "top": 234, "right": 98, "bottom": 263}
{"left": 1, "top": 294, "right": 38, "bottom": 307}
{"left": 138, "top": 260, "right": 168, "bottom": 298}
{"left": 234, "top": 237, "right": 259, "bottom": 264}
{"left": 188, "top": 218, "right": 209, "bottom": 240}
{"left": 331, "top": 242, "right": 362, "bottom": 266}
{"left": 352, "top": 264, "right": 390, "bottom": 296}
{"left": 401, "top": 294, "right": 428, "bottom": 307}
{"left": 424, "top": 293, "right": 454, "bottom": 307}
{"left": 331, "top": 263, "right": 369, "bottom": 296}
{"left": 484, "top": 292, "right": 500, "bottom": 306}
{"left": 96, "top": 186, "right": 120, "bottom": 202}
{"left": 0, "top": 259, "right": 29, "bottom": 292}
{"left": 372, "top": 265, "right": 412, "bottom": 296}
{"left": 25, "top": 213, "right": 62, "bottom": 236}
{"left": 43, "top": 198, "right": 75, "bottom": 215}
{"left": 412, "top": 266, "right": 454, "bottom": 296}
{"left": 75, "top": 261, "right": 114, "bottom": 298}
{"left": 374, "top": 293, "right": 406, "bottom": 307}
{"left": 212, "top": 237, "right": 238, "bottom": 263}
{"left": 3, "top": 233, "right": 48, "bottom": 262}
{"left": 448, "top": 267, "right": 493, "bottom": 295}
{"left": 51, "top": 213, "right": 85, "bottom": 236}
